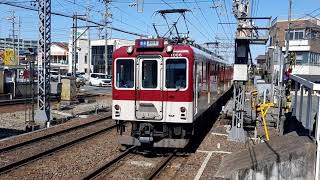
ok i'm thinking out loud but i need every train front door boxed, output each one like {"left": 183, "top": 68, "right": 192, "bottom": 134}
{"left": 135, "top": 56, "right": 163, "bottom": 120}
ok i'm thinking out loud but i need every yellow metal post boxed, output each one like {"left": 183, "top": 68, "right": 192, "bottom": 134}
{"left": 257, "top": 103, "right": 275, "bottom": 141}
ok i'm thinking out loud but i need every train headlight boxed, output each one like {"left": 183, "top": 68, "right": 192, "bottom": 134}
{"left": 166, "top": 45, "right": 173, "bottom": 53}
{"left": 127, "top": 46, "right": 134, "bottom": 54}
{"left": 114, "top": 105, "right": 120, "bottom": 110}
{"left": 180, "top": 107, "right": 186, "bottom": 113}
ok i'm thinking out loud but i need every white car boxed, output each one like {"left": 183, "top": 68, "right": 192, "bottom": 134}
{"left": 89, "top": 73, "right": 112, "bottom": 87}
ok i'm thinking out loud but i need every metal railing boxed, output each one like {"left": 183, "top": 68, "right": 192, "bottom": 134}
{"left": 290, "top": 74, "right": 320, "bottom": 179}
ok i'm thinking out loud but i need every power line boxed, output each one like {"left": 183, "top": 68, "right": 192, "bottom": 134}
{"left": 160, "top": 0, "right": 174, "bottom": 8}
{"left": 181, "top": 0, "right": 214, "bottom": 40}
{"left": 112, "top": 0, "right": 214, "bottom": 4}
{"left": 0, "top": 1, "right": 148, "bottom": 37}
{"left": 193, "top": 0, "right": 218, "bottom": 39}
{"left": 211, "top": 0, "right": 231, "bottom": 41}
{"left": 221, "top": 0, "right": 235, "bottom": 39}
{"left": 255, "top": 0, "right": 260, "bottom": 16}
{"left": 62, "top": 0, "right": 151, "bottom": 34}
{"left": 185, "top": 18, "right": 211, "bottom": 41}
{"left": 111, "top": 6, "right": 153, "bottom": 29}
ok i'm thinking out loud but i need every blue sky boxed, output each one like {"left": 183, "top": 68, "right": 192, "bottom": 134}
{"left": 0, "top": 0, "right": 319, "bottom": 62}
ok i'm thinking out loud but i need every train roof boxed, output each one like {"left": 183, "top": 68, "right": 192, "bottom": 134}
{"left": 190, "top": 46, "right": 228, "bottom": 65}
{"left": 113, "top": 38, "right": 231, "bottom": 65}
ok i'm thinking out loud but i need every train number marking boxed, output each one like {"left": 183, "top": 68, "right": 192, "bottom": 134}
{"left": 171, "top": 53, "right": 182, "bottom": 57}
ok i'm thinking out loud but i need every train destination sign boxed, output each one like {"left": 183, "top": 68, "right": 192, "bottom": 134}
{"left": 135, "top": 39, "right": 164, "bottom": 49}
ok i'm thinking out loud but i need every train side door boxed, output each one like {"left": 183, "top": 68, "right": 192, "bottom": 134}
{"left": 135, "top": 56, "right": 163, "bottom": 120}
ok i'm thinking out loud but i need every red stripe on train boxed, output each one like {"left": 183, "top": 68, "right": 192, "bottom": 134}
{"left": 113, "top": 90, "right": 193, "bottom": 102}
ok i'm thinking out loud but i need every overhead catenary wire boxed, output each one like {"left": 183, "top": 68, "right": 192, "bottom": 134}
{"left": 193, "top": 0, "right": 218, "bottom": 40}
{"left": 222, "top": 0, "right": 235, "bottom": 36}
{"left": 211, "top": 0, "right": 231, "bottom": 41}
{"left": 61, "top": 0, "right": 150, "bottom": 35}
{"left": 0, "top": 1, "right": 148, "bottom": 37}
{"left": 180, "top": 0, "right": 214, "bottom": 41}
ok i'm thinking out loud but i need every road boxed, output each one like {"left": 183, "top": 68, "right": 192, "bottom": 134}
{"left": 79, "top": 85, "right": 112, "bottom": 96}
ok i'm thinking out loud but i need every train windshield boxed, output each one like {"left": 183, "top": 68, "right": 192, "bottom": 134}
{"left": 116, "top": 59, "right": 134, "bottom": 88}
{"left": 142, "top": 60, "right": 158, "bottom": 88}
{"left": 166, "top": 59, "right": 187, "bottom": 89}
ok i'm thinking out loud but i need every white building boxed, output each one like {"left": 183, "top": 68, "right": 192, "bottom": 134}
{"left": 68, "top": 38, "right": 134, "bottom": 77}
{"left": 50, "top": 42, "right": 69, "bottom": 73}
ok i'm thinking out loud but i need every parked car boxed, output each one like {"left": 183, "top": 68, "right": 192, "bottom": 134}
{"left": 50, "top": 71, "right": 59, "bottom": 81}
{"left": 89, "top": 73, "right": 111, "bottom": 87}
{"left": 61, "top": 72, "right": 86, "bottom": 87}
{"left": 75, "top": 74, "right": 86, "bottom": 87}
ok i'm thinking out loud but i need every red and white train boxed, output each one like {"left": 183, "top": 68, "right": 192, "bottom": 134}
{"left": 112, "top": 38, "right": 232, "bottom": 148}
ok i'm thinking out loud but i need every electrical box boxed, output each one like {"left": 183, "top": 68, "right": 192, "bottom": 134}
{"left": 61, "top": 78, "right": 76, "bottom": 101}
{"left": 233, "top": 64, "right": 248, "bottom": 81}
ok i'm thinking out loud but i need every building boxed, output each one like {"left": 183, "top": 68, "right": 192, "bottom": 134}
{"left": 68, "top": 38, "right": 134, "bottom": 77}
{"left": 0, "top": 37, "right": 38, "bottom": 55}
{"left": 269, "top": 18, "right": 320, "bottom": 75}
{"left": 50, "top": 42, "right": 69, "bottom": 74}
{"left": 255, "top": 55, "right": 267, "bottom": 75}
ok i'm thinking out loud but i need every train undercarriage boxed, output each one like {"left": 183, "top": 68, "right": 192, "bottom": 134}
{"left": 116, "top": 121, "right": 194, "bottom": 148}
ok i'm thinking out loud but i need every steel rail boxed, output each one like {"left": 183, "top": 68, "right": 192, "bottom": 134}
{"left": 0, "top": 98, "right": 32, "bottom": 106}
{"left": 0, "top": 122, "right": 117, "bottom": 174}
{"left": 146, "top": 152, "right": 176, "bottom": 180}
{"left": 0, "top": 115, "right": 112, "bottom": 153}
{"left": 80, "top": 146, "right": 136, "bottom": 180}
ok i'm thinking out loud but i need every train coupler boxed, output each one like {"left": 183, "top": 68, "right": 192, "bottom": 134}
{"left": 116, "top": 120, "right": 125, "bottom": 135}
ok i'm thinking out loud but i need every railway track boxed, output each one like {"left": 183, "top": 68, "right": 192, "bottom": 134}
{"left": 80, "top": 147, "right": 176, "bottom": 180}
{"left": 0, "top": 115, "right": 115, "bottom": 174}
{"left": 0, "top": 98, "right": 32, "bottom": 106}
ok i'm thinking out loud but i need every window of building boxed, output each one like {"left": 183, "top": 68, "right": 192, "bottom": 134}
{"left": 289, "top": 32, "right": 294, "bottom": 40}
{"left": 142, "top": 60, "right": 158, "bottom": 88}
{"left": 116, "top": 59, "right": 134, "bottom": 88}
{"left": 166, "top": 59, "right": 187, "bottom": 89}
{"left": 294, "top": 31, "right": 304, "bottom": 40}
{"left": 85, "top": 54, "right": 88, "bottom": 64}
{"left": 287, "top": 30, "right": 304, "bottom": 40}
{"left": 84, "top": 68, "right": 88, "bottom": 73}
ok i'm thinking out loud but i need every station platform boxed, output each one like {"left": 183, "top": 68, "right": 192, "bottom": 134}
{"left": 168, "top": 78, "right": 319, "bottom": 180}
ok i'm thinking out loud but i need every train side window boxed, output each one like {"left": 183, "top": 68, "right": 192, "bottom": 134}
{"left": 142, "top": 60, "right": 158, "bottom": 88}
{"left": 116, "top": 59, "right": 134, "bottom": 88}
{"left": 166, "top": 59, "right": 187, "bottom": 89}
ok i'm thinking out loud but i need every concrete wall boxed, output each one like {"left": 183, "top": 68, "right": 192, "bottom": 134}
{"left": 4, "top": 82, "right": 61, "bottom": 99}
{"left": 216, "top": 133, "right": 316, "bottom": 180}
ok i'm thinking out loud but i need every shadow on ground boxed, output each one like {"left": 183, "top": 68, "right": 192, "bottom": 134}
{"left": 0, "top": 128, "right": 26, "bottom": 139}
{"left": 185, "top": 87, "right": 233, "bottom": 153}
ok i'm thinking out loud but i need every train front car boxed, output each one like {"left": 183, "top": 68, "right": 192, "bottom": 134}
{"left": 112, "top": 39, "right": 194, "bottom": 148}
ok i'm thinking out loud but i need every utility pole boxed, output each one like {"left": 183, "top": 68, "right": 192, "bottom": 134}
{"left": 86, "top": 2, "right": 92, "bottom": 78}
{"left": 279, "top": 0, "right": 292, "bottom": 123}
{"left": 18, "top": 16, "right": 20, "bottom": 65}
{"left": 11, "top": 11, "right": 15, "bottom": 62}
{"left": 103, "top": 0, "right": 111, "bottom": 75}
{"left": 229, "top": 0, "right": 271, "bottom": 142}
{"left": 7, "top": 11, "right": 16, "bottom": 62}
{"left": 72, "top": 13, "right": 78, "bottom": 77}
{"left": 7, "top": 11, "right": 17, "bottom": 98}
